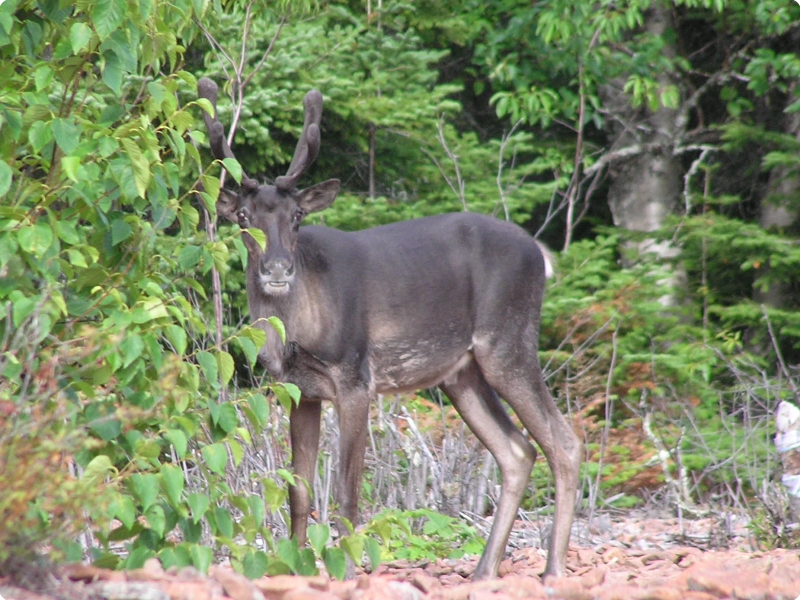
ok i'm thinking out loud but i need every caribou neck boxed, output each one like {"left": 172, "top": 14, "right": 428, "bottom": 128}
{"left": 248, "top": 245, "right": 321, "bottom": 379}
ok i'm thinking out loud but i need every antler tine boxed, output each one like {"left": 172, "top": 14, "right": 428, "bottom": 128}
{"left": 197, "top": 77, "right": 259, "bottom": 191}
{"left": 275, "top": 89, "right": 324, "bottom": 191}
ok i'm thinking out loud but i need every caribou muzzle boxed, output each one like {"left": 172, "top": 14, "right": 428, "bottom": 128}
{"left": 259, "top": 256, "right": 295, "bottom": 294}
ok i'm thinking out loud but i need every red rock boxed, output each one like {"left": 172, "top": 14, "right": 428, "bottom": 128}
{"left": 579, "top": 566, "right": 606, "bottom": 589}
{"left": 327, "top": 579, "right": 358, "bottom": 600}
{"left": 542, "top": 576, "right": 591, "bottom": 600}
{"left": 576, "top": 548, "right": 597, "bottom": 567}
{"left": 641, "top": 552, "right": 667, "bottom": 567}
{"left": 681, "top": 593, "right": 720, "bottom": 600}
{"left": 632, "top": 587, "right": 682, "bottom": 600}
{"left": 175, "top": 567, "right": 206, "bottom": 581}
{"left": 497, "top": 574, "right": 546, "bottom": 599}
{"left": 255, "top": 576, "right": 313, "bottom": 600}
{"left": 685, "top": 568, "right": 770, "bottom": 599}
{"left": 90, "top": 580, "right": 171, "bottom": 600}
{"left": 592, "top": 584, "right": 641, "bottom": 600}
{"left": 361, "top": 578, "right": 423, "bottom": 600}
{"left": 498, "top": 559, "right": 515, "bottom": 577}
{"left": 408, "top": 572, "right": 440, "bottom": 594}
{"left": 63, "top": 564, "right": 125, "bottom": 583}
{"left": 165, "top": 580, "right": 218, "bottom": 600}
{"left": 601, "top": 547, "right": 626, "bottom": 566}
{"left": 283, "top": 587, "right": 340, "bottom": 600}
{"left": 211, "top": 566, "right": 266, "bottom": 600}
{"left": 357, "top": 574, "right": 371, "bottom": 590}
{"left": 438, "top": 573, "right": 466, "bottom": 587}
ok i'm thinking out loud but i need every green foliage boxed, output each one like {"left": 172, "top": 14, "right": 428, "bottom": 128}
{"left": 368, "top": 509, "right": 484, "bottom": 562}
{"left": 2, "top": 0, "right": 800, "bottom": 574}
{"left": 0, "top": 0, "right": 321, "bottom": 575}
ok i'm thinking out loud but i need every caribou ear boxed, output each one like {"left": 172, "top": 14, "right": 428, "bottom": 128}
{"left": 217, "top": 190, "right": 241, "bottom": 223}
{"left": 296, "top": 179, "right": 340, "bottom": 214}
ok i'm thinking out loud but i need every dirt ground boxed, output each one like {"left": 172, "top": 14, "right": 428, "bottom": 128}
{"left": 2, "top": 513, "right": 799, "bottom": 600}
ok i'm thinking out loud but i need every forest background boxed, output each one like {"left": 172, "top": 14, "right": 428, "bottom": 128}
{"left": 1, "top": 0, "right": 800, "bottom": 580}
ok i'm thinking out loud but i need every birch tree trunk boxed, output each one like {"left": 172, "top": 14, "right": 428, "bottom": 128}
{"left": 602, "top": 2, "right": 683, "bottom": 298}
{"left": 756, "top": 86, "right": 800, "bottom": 309}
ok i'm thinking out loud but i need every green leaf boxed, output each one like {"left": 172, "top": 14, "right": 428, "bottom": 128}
{"left": 52, "top": 118, "right": 80, "bottom": 154}
{"left": 55, "top": 220, "right": 81, "bottom": 245}
{"left": 190, "top": 544, "right": 213, "bottom": 573}
{"left": 90, "top": 416, "right": 122, "bottom": 441}
{"left": 201, "top": 443, "right": 227, "bottom": 475}
{"left": 0, "top": 160, "right": 11, "bottom": 197}
{"left": 242, "top": 551, "right": 269, "bottom": 579}
{"left": 119, "top": 138, "right": 151, "bottom": 198}
{"left": 263, "top": 478, "right": 288, "bottom": 512}
{"left": 187, "top": 493, "right": 210, "bottom": 524}
{"left": 216, "top": 350, "right": 234, "bottom": 388}
{"left": 236, "top": 335, "right": 259, "bottom": 367}
{"left": 214, "top": 402, "right": 238, "bottom": 434}
{"left": 124, "top": 547, "right": 155, "bottom": 569}
{"left": 115, "top": 495, "right": 137, "bottom": 530}
{"left": 243, "top": 227, "right": 266, "bottom": 252}
{"left": 160, "top": 464, "right": 184, "bottom": 508}
{"left": 266, "top": 316, "right": 286, "bottom": 344}
{"left": 165, "top": 325, "right": 188, "bottom": 356}
{"left": 281, "top": 383, "right": 301, "bottom": 403}
{"left": 178, "top": 246, "right": 203, "bottom": 270}
{"left": 34, "top": 65, "right": 53, "bottom": 92}
{"left": 221, "top": 157, "right": 243, "bottom": 184}
{"left": 93, "top": 0, "right": 126, "bottom": 40}
{"left": 130, "top": 473, "right": 159, "bottom": 512}
{"left": 273, "top": 384, "right": 294, "bottom": 412}
{"left": 276, "top": 538, "right": 301, "bottom": 573}
{"left": 307, "top": 524, "right": 330, "bottom": 556}
{"left": 247, "top": 495, "right": 265, "bottom": 527}
{"left": 18, "top": 222, "right": 54, "bottom": 255}
{"left": 322, "top": 547, "right": 347, "bottom": 581}
{"left": 145, "top": 504, "right": 166, "bottom": 538}
{"left": 132, "top": 297, "right": 169, "bottom": 323}
{"left": 111, "top": 218, "right": 132, "bottom": 245}
{"left": 120, "top": 333, "right": 144, "bottom": 368}
{"left": 214, "top": 506, "right": 234, "bottom": 538}
{"left": 341, "top": 534, "right": 363, "bottom": 564}
{"left": 158, "top": 546, "right": 192, "bottom": 570}
{"left": 247, "top": 393, "right": 269, "bottom": 429}
{"left": 29, "top": 121, "right": 52, "bottom": 154}
{"left": 81, "top": 455, "right": 116, "bottom": 485}
{"left": 102, "top": 51, "right": 122, "bottom": 95}
{"left": 70, "top": 22, "right": 92, "bottom": 54}
{"left": 364, "top": 537, "right": 382, "bottom": 571}
{"left": 197, "top": 350, "right": 218, "bottom": 385}
{"left": 164, "top": 428, "right": 188, "bottom": 458}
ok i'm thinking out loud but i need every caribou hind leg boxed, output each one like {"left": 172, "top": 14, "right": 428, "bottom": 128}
{"left": 476, "top": 345, "right": 582, "bottom": 578}
{"left": 439, "top": 357, "right": 537, "bottom": 581}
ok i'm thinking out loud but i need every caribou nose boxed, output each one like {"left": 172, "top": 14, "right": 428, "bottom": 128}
{"left": 260, "top": 257, "right": 293, "bottom": 280}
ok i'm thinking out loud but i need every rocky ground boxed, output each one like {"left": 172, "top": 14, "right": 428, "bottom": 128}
{"left": 2, "top": 513, "right": 799, "bottom": 600}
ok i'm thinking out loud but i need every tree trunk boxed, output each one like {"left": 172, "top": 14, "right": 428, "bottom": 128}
{"left": 602, "top": 2, "right": 684, "bottom": 301}
{"left": 756, "top": 87, "right": 800, "bottom": 309}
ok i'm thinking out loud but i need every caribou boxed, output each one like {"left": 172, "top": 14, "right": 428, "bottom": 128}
{"left": 197, "top": 78, "right": 582, "bottom": 580}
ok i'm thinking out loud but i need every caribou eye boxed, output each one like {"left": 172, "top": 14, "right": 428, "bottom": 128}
{"left": 292, "top": 210, "right": 304, "bottom": 226}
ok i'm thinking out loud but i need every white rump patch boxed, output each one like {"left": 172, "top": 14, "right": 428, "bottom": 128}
{"left": 535, "top": 241, "right": 555, "bottom": 279}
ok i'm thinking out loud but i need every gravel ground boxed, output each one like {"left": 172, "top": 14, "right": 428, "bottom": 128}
{"left": 2, "top": 513, "right": 799, "bottom": 600}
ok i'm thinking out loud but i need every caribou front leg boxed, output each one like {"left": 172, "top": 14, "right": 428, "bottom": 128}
{"left": 333, "top": 391, "right": 372, "bottom": 575}
{"left": 289, "top": 399, "right": 322, "bottom": 545}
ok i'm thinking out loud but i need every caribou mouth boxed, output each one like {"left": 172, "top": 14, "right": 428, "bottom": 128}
{"left": 261, "top": 279, "right": 292, "bottom": 295}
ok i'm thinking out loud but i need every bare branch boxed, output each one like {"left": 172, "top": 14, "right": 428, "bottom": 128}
{"left": 496, "top": 119, "right": 523, "bottom": 222}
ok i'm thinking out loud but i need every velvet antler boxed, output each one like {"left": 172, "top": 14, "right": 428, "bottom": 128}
{"left": 197, "top": 77, "right": 259, "bottom": 191}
